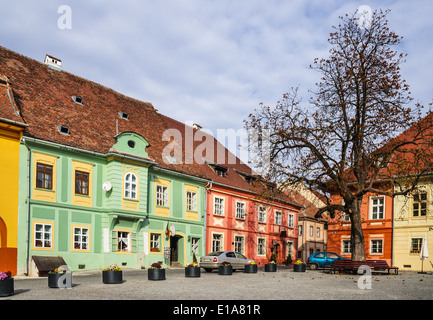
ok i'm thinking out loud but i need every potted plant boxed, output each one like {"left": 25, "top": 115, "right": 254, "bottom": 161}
{"left": 48, "top": 266, "right": 72, "bottom": 288}
{"left": 148, "top": 262, "right": 166, "bottom": 280}
{"left": 0, "top": 271, "right": 13, "bottom": 297}
{"left": 293, "top": 259, "right": 307, "bottom": 272}
{"left": 218, "top": 261, "right": 233, "bottom": 275}
{"left": 265, "top": 260, "right": 277, "bottom": 272}
{"left": 102, "top": 264, "right": 123, "bottom": 284}
{"left": 185, "top": 262, "right": 201, "bottom": 278}
{"left": 244, "top": 261, "right": 258, "bottom": 273}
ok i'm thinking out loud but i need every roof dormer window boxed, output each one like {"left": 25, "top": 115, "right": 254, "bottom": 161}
{"left": 57, "top": 125, "right": 70, "bottom": 135}
{"left": 72, "top": 96, "right": 83, "bottom": 105}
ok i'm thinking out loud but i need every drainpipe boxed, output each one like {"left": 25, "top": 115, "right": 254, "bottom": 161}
{"left": 22, "top": 138, "right": 31, "bottom": 276}
{"left": 204, "top": 181, "right": 212, "bottom": 255}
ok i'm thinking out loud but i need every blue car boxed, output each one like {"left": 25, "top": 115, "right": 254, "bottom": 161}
{"left": 307, "top": 251, "right": 347, "bottom": 270}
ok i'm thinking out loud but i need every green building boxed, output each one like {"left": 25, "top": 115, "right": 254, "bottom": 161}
{"left": 0, "top": 46, "right": 209, "bottom": 275}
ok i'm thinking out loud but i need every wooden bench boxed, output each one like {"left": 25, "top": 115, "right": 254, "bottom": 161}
{"left": 330, "top": 260, "right": 399, "bottom": 275}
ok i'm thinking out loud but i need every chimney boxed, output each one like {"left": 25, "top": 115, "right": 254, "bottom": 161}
{"left": 44, "top": 54, "right": 62, "bottom": 70}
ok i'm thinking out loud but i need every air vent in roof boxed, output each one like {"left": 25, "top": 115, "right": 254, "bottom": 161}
{"left": 57, "top": 125, "right": 70, "bottom": 135}
{"left": 72, "top": 96, "right": 83, "bottom": 105}
{"left": 118, "top": 112, "right": 129, "bottom": 120}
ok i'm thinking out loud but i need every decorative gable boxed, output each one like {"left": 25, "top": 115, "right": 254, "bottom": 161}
{"left": 111, "top": 132, "right": 150, "bottom": 160}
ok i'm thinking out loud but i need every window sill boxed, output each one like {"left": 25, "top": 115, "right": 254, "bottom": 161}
{"left": 35, "top": 187, "right": 55, "bottom": 192}
{"left": 124, "top": 198, "right": 139, "bottom": 202}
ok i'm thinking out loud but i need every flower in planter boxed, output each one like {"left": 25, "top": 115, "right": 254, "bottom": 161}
{"left": 295, "top": 259, "right": 304, "bottom": 265}
{"left": 268, "top": 260, "right": 276, "bottom": 264}
{"left": 49, "top": 267, "right": 71, "bottom": 274}
{"left": 187, "top": 262, "right": 198, "bottom": 267}
{"left": 0, "top": 271, "right": 12, "bottom": 280}
{"left": 220, "top": 261, "right": 231, "bottom": 266}
{"left": 150, "top": 262, "right": 163, "bottom": 269}
{"left": 103, "top": 264, "right": 122, "bottom": 271}
{"left": 246, "top": 261, "right": 256, "bottom": 265}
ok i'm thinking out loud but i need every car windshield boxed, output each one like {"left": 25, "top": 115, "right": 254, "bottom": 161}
{"left": 207, "top": 252, "right": 223, "bottom": 256}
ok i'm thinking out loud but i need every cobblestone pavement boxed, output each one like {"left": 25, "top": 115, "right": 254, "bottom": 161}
{"left": 3, "top": 266, "right": 432, "bottom": 317}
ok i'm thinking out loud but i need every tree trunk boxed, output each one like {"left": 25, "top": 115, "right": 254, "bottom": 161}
{"left": 350, "top": 198, "right": 366, "bottom": 261}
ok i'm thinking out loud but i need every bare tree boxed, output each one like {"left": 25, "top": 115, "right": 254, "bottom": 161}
{"left": 245, "top": 9, "right": 433, "bottom": 260}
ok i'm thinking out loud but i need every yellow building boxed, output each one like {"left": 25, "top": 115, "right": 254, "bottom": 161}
{"left": 0, "top": 77, "right": 27, "bottom": 275}
{"left": 393, "top": 178, "right": 433, "bottom": 272}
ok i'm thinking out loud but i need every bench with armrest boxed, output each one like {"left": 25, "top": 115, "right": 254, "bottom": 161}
{"left": 330, "top": 259, "right": 399, "bottom": 274}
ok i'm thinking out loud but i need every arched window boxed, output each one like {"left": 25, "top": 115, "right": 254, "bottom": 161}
{"left": 124, "top": 173, "right": 137, "bottom": 200}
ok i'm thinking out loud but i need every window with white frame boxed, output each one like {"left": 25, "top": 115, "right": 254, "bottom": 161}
{"left": 73, "top": 227, "right": 89, "bottom": 250}
{"left": 236, "top": 201, "right": 246, "bottom": 219}
{"left": 317, "top": 227, "right": 320, "bottom": 238}
{"left": 288, "top": 213, "right": 294, "bottom": 228}
{"left": 34, "top": 223, "right": 52, "bottom": 248}
{"left": 186, "top": 191, "right": 197, "bottom": 211}
{"left": 124, "top": 172, "right": 137, "bottom": 200}
{"left": 212, "top": 234, "right": 223, "bottom": 252}
{"left": 298, "top": 225, "right": 302, "bottom": 236}
{"left": 234, "top": 236, "right": 244, "bottom": 254}
{"left": 274, "top": 210, "right": 282, "bottom": 225}
{"left": 341, "top": 212, "right": 350, "bottom": 222}
{"left": 257, "top": 237, "right": 266, "bottom": 256}
{"left": 309, "top": 226, "right": 314, "bottom": 236}
{"left": 117, "top": 231, "right": 131, "bottom": 252}
{"left": 214, "top": 197, "right": 224, "bottom": 216}
{"left": 156, "top": 185, "right": 168, "bottom": 207}
{"left": 150, "top": 233, "right": 161, "bottom": 252}
{"left": 370, "top": 197, "right": 384, "bottom": 220}
{"left": 370, "top": 239, "right": 383, "bottom": 254}
{"left": 342, "top": 240, "right": 351, "bottom": 254}
{"left": 258, "top": 206, "right": 267, "bottom": 223}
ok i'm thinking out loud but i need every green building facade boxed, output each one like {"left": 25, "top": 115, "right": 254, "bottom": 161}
{"left": 17, "top": 134, "right": 208, "bottom": 275}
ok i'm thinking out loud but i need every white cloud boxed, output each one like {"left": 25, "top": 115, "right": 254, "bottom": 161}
{"left": 1, "top": 0, "right": 433, "bottom": 149}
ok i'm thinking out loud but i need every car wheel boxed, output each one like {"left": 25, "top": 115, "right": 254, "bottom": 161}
{"left": 204, "top": 268, "right": 213, "bottom": 273}
{"left": 309, "top": 263, "right": 318, "bottom": 270}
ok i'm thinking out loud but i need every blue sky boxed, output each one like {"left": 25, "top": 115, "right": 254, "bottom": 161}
{"left": 1, "top": 1, "right": 433, "bottom": 161}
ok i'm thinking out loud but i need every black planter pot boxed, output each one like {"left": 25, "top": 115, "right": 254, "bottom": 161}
{"left": 265, "top": 263, "right": 277, "bottom": 272}
{"left": 218, "top": 265, "right": 233, "bottom": 275}
{"left": 48, "top": 272, "right": 72, "bottom": 288}
{"left": 293, "top": 264, "right": 307, "bottom": 272}
{"left": 0, "top": 278, "right": 14, "bottom": 297}
{"left": 185, "top": 267, "right": 201, "bottom": 278}
{"left": 148, "top": 268, "right": 166, "bottom": 280}
{"left": 244, "top": 264, "right": 258, "bottom": 273}
{"left": 102, "top": 270, "right": 123, "bottom": 284}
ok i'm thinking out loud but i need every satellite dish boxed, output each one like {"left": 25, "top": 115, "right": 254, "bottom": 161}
{"left": 102, "top": 182, "right": 112, "bottom": 192}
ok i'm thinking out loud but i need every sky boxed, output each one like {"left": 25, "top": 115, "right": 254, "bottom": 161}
{"left": 1, "top": 0, "right": 433, "bottom": 162}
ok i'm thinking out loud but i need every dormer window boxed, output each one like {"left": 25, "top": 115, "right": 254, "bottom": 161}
{"left": 72, "top": 96, "right": 83, "bottom": 105}
{"left": 118, "top": 112, "right": 129, "bottom": 120}
{"left": 57, "top": 125, "right": 70, "bottom": 135}
{"left": 215, "top": 167, "right": 226, "bottom": 177}
{"left": 205, "top": 160, "right": 228, "bottom": 177}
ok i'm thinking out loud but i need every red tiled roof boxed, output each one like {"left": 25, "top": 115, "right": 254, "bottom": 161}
{"left": 0, "top": 45, "right": 301, "bottom": 208}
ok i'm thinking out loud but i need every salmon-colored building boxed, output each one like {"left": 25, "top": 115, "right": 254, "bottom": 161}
{"left": 160, "top": 115, "right": 302, "bottom": 265}
{"left": 327, "top": 191, "right": 394, "bottom": 265}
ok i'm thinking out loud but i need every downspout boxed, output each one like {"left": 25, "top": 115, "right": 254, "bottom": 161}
{"left": 391, "top": 194, "right": 395, "bottom": 267}
{"left": 204, "top": 181, "right": 212, "bottom": 255}
{"left": 22, "top": 137, "right": 31, "bottom": 276}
